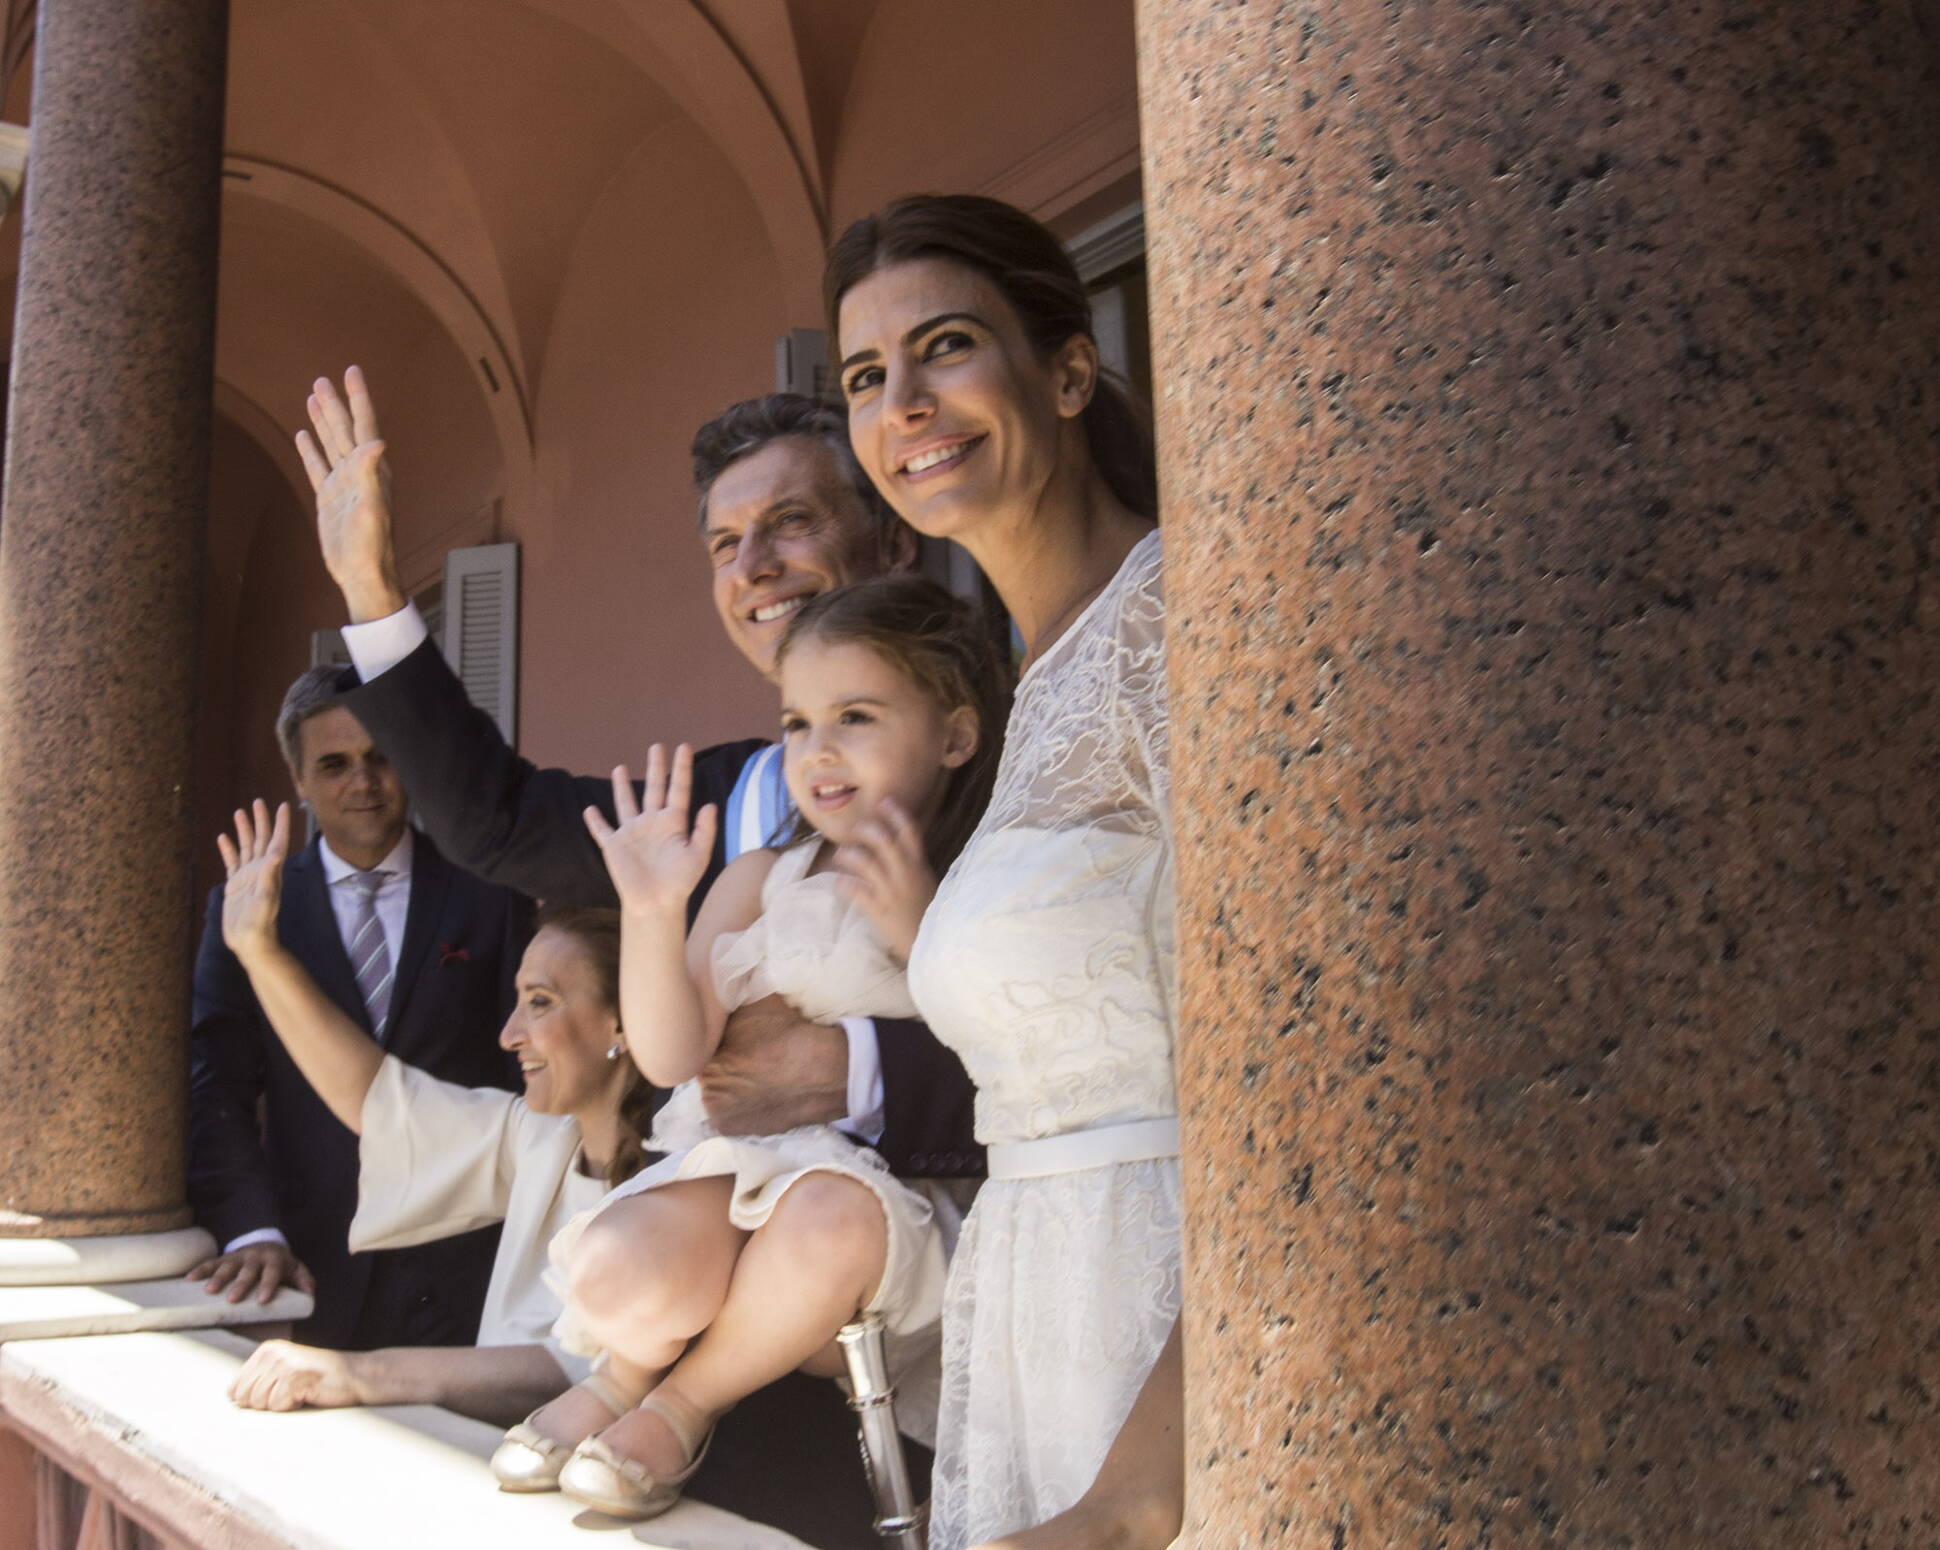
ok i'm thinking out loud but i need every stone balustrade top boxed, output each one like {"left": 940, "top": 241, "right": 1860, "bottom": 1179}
{"left": 1, "top": 1328, "right": 813, "bottom": 1549}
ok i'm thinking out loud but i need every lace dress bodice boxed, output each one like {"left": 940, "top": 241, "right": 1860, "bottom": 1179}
{"left": 907, "top": 530, "right": 1180, "bottom": 1547}
{"left": 908, "top": 529, "right": 1175, "bottom": 1146}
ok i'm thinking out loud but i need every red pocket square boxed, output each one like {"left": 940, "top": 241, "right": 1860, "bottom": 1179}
{"left": 438, "top": 943, "right": 471, "bottom": 967}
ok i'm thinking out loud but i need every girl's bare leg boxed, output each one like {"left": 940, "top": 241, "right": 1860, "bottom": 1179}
{"left": 970, "top": 1320, "right": 1184, "bottom": 1550}
{"left": 597, "top": 1172, "right": 889, "bottom": 1477}
{"left": 530, "top": 1178, "right": 745, "bottom": 1446}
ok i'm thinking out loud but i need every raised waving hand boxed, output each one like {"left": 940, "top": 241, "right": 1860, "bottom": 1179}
{"left": 218, "top": 799, "right": 292, "bottom": 965}
{"left": 295, "top": 366, "right": 406, "bottom": 624}
{"left": 583, "top": 745, "right": 723, "bottom": 1086}
{"left": 210, "top": 798, "right": 386, "bottom": 1134}
{"left": 583, "top": 744, "right": 719, "bottom": 918}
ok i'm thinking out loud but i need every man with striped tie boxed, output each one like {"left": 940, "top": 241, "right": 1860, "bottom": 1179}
{"left": 184, "top": 667, "right": 532, "bottom": 1350}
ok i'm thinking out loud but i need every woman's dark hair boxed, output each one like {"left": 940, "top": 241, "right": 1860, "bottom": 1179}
{"left": 823, "top": 193, "right": 1157, "bottom": 521}
{"left": 533, "top": 905, "right": 652, "bottom": 1188}
{"left": 775, "top": 576, "right": 1013, "bottom": 872}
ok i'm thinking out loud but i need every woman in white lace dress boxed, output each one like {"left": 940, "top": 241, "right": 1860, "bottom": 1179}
{"left": 827, "top": 196, "right": 1183, "bottom": 1550}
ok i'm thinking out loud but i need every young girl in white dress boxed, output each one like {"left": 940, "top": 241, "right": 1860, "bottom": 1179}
{"left": 500, "top": 576, "right": 1011, "bottom": 1521}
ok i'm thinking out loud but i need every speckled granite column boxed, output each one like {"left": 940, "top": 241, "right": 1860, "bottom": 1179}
{"left": 0, "top": 0, "right": 228, "bottom": 1240}
{"left": 1140, "top": 1, "right": 1940, "bottom": 1543}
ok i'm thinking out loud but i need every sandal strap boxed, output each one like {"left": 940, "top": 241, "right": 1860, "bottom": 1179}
{"left": 578, "top": 1366, "right": 638, "bottom": 1420}
{"left": 636, "top": 1388, "right": 711, "bottom": 1465}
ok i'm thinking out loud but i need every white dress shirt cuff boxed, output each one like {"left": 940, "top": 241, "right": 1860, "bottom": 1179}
{"left": 222, "top": 1227, "right": 290, "bottom": 1255}
{"left": 341, "top": 603, "right": 430, "bottom": 682}
{"left": 838, "top": 1016, "right": 885, "bottom": 1145}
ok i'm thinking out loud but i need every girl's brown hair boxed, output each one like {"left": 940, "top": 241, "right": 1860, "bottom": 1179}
{"left": 776, "top": 576, "right": 1013, "bottom": 872}
{"left": 534, "top": 905, "right": 654, "bottom": 1188}
{"left": 823, "top": 193, "right": 1158, "bottom": 521}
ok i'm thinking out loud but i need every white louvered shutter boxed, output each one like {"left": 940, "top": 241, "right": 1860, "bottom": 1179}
{"left": 440, "top": 542, "right": 518, "bottom": 743}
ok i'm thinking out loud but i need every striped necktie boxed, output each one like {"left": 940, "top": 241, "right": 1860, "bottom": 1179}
{"left": 347, "top": 869, "right": 395, "bottom": 1037}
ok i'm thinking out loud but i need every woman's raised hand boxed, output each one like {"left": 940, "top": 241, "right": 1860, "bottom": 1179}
{"left": 833, "top": 798, "right": 936, "bottom": 962}
{"left": 584, "top": 743, "right": 719, "bottom": 916}
{"left": 218, "top": 800, "right": 291, "bottom": 964}
{"left": 295, "top": 366, "right": 405, "bottom": 624}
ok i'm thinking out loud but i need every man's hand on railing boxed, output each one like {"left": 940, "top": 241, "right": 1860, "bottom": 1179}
{"left": 186, "top": 1240, "right": 316, "bottom": 1306}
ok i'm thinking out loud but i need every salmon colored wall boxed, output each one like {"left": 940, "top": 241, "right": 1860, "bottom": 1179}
{"left": 208, "top": 196, "right": 505, "bottom": 895}
{"left": 515, "top": 118, "right": 787, "bottom": 770}
{"left": 829, "top": 0, "right": 1140, "bottom": 224}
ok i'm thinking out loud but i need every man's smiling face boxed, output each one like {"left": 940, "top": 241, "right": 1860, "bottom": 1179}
{"left": 702, "top": 435, "right": 897, "bottom": 681}
{"left": 289, "top": 704, "right": 409, "bottom": 870}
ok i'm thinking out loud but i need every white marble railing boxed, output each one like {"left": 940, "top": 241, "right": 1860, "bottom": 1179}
{"left": 0, "top": 1328, "right": 813, "bottom": 1550}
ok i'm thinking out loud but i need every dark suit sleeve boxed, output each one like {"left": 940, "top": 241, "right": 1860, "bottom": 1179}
{"left": 186, "top": 885, "right": 281, "bottom": 1248}
{"left": 871, "top": 1017, "right": 985, "bottom": 1177}
{"left": 339, "top": 639, "right": 761, "bottom": 911}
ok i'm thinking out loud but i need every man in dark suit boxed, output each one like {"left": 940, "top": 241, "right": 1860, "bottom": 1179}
{"left": 185, "top": 666, "right": 532, "bottom": 1351}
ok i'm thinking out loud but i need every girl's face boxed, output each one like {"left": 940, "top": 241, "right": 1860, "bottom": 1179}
{"left": 778, "top": 637, "right": 978, "bottom": 847}
{"left": 499, "top": 928, "right": 623, "bottom": 1118}
{"left": 836, "top": 257, "right": 1095, "bottom": 546}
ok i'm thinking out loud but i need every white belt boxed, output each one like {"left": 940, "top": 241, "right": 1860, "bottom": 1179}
{"left": 986, "top": 1116, "right": 1180, "bottom": 1181}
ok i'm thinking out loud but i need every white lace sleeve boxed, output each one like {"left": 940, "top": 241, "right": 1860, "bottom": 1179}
{"left": 1112, "top": 532, "right": 1170, "bottom": 835}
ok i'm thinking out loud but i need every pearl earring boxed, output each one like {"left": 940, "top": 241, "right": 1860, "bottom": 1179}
{"left": 606, "top": 1040, "right": 624, "bottom": 1063}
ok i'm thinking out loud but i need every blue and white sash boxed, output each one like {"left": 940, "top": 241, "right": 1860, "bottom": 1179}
{"left": 722, "top": 743, "right": 791, "bottom": 862}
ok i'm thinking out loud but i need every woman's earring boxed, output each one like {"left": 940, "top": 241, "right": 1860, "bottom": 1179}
{"left": 606, "top": 1040, "right": 624, "bottom": 1063}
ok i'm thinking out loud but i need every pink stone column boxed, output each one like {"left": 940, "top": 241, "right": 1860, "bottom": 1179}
{"left": 0, "top": 0, "right": 228, "bottom": 1240}
{"left": 1139, "top": 0, "right": 1940, "bottom": 1542}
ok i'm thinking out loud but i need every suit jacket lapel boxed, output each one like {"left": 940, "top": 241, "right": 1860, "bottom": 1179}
{"left": 282, "top": 839, "right": 370, "bottom": 1034}
{"left": 386, "top": 830, "right": 450, "bottom": 1041}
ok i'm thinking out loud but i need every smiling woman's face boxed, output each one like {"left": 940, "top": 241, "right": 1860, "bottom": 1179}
{"left": 498, "top": 927, "right": 622, "bottom": 1119}
{"left": 837, "top": 257, "right": 1091, "bottom": 547}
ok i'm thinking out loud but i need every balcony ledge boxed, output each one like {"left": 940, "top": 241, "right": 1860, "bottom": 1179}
{"left": 1, "top": 1328, "right": 813, "bottom": 1549}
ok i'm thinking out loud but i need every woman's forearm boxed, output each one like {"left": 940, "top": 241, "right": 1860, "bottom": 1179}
{"left": 1080, "top": 1318, "right": 1184, "bottom": 1543}
{"left": 966, "top": 1320, "right": 1184, "bottom": 1549}
{"left": 619, "top": 904, "right": 717, "bottom": 1087}
{"left": 235, "top": 941, "right": 385, "bottom": 1133}
{"left": 350, "top": 1343, "right": 570, "bottom": 1427}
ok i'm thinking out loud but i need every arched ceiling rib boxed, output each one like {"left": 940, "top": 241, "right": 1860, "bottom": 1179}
{"left": 223, "top": 155, "right": 532, "bottom": 476}
{"left": 517, "top": 0, "right": 828, "bottom": 319}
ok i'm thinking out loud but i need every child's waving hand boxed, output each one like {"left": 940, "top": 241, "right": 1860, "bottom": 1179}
{"left": 584, "top": 743, "right": 719, "bottom": 917}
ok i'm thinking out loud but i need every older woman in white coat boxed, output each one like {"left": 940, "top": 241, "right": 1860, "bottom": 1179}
{"left": 216, "top": 799, "right": 649, "bottom": 1482}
